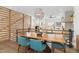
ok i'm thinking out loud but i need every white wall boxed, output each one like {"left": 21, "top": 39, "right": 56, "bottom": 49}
{"left": 73, "top": 7, "right": 79, "bottom": 48}
{"left": 5, "top": 6, "right": 73, "bottom": 16}
{"left": 31, "top": 13, "right": 64, "bottom": 29}
{"left": 74, "top": 7, "right": 79, "bottom": 35}
{"left": 5, "top": 6, "right": 73, "bottom": 29}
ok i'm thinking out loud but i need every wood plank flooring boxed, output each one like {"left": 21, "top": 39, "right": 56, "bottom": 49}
{"left": 0, "top": 40, "right": 78, "bottom": 53}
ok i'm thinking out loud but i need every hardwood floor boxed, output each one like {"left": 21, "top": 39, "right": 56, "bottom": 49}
{"left": 0, "top": 40, "right": 78, "bottom": 53}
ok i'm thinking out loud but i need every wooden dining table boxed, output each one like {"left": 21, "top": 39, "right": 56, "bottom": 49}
{"left": 20, "top": 32, "right": 65, "bottom": 43}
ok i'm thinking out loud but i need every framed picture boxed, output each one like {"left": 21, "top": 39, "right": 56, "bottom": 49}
{"left": 55, "top": 22, "right": 62, "bottom": 30}
{"left": 55, "top": 22, "right": 61, "bottom": 27}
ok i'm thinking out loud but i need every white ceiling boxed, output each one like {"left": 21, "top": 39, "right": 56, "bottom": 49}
{"left": 5, "top": 6, "right": 73, "bottom": 16}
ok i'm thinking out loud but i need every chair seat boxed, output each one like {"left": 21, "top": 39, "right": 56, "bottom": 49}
{"left": 30, "top": 39, "right": 46, "bottom": 52}
{"left": 52, "top": 42, "right": 67, "bottom": 48}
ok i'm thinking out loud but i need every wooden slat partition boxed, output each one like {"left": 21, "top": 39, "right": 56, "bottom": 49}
{"left": 0, "top": 7, "right": 9, "bottom": 41}
{"left": 10, "top": 10, "right": 23, "bottom": 41}
{"left": 0, "top": 6, "right": 31, "bottom": 41}
{"left": 10, "top": 10, "right": 31, "bottom": 41}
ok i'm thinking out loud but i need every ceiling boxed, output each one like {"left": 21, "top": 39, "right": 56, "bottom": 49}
{"left": 5, "top": 6, "right": 73, "bottom": 16}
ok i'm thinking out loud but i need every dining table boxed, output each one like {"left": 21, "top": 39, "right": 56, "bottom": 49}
{"left": 19, "top": 32, "right": 65, "bottom": 43}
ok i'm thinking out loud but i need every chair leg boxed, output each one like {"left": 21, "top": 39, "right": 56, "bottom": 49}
{"left": 17, "top": 45, "right": 20, "bottom": 53}
{"left": 25, "top": 46, "right": 27, "bottom": 53}
{"left": 64, "top": 48, "right": 66, "bottom": 53}
{"left": 52, "top": 47, "right": 54, "bottom": 53}
{"left": 24, "top": 46, "right": 29, "bottom": 53}
{"left": 24, "top": 47, "right": 26, "bottom": 53}
{"left": 53, "top": 49, "right": 54, "bottom": 53}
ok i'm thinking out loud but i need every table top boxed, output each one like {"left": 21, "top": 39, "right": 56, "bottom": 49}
{"left": 20, "top": 33, "right": 65, "bottom": 43}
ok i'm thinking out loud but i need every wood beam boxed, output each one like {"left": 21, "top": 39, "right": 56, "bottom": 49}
{"left": 22, "top": 14, "right": 24, "bottom": 34}
{"left": 30, "top": 16, "right": 31, "bottom": 28}
{"left": 9, "top": 9, "right": 11, "bottom": 40}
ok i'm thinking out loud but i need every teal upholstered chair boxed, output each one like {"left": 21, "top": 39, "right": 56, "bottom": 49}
{"left": 51, "top": 42, "right": 67, "bottom": 53}
{"left": 17, "top": 36, "right": 30, "bottom": 52}
{"left": 29, "top": 39, "right": 47, "bottom": 52}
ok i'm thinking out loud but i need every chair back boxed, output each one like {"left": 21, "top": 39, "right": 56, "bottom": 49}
{"left": 52, "top": 42, "right": 66, "bottom": 48}
{"left": 18, "top": 36, "right": 29, "bottom": 46}
{"left": 30, "top": 39, "right": 46, "bottom": 52}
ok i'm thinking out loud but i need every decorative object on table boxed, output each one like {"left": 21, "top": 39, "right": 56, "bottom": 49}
{"left": 25, "top": 32, "right": 31, "bottom": 36}
{"left": 37, "top": 32, "right": 42, "bottom": 37}
{"left": 35, "top": 26, "right": 40, "bottom": 32}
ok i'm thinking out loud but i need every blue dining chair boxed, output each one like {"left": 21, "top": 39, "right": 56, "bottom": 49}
{"left": 51, "top": 42, "right": 67, "bottom": 53}
{"left": 17, "top": 36, "right": 30, "bottom": 52}
{"left": 29, "top": 39, "right": 47, "bottom": 52}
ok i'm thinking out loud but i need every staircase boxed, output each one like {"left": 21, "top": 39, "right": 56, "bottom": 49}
{"left": 0, "top": 6, "right": 31, "bottom": 41}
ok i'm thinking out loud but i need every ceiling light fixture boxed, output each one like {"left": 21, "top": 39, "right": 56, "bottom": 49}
{"left": 34, "top": 8, "right": 44, "bottom": 19}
